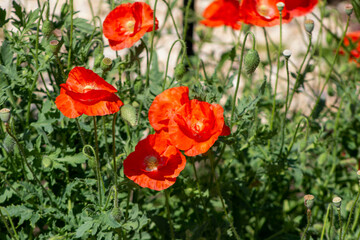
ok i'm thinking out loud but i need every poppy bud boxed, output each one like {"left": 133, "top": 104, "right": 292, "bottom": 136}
{"left": 111, "top": 207, "right": 122, "bottom": 222}
{"left": 101, "top": 57, "right": 112, "bottom": 72}
{"left": 276, "top": 2, "right": 285, "bottom": 12}
{"left": 304, "top": 19, "right": 314, "bottom": 34}
{"left": 304, "top": 194, "right": 315, "bottom": 209}
{"left": 93, "top": 46, "right": 104, "bottom": 68}
{"left": 0, "top": 108, "right": 11, "bottom": 123}
{"left": 283, "top": 49, "right": 292, "bottom": 59}
{"left": 42, "top": 20, "right": 54, "bottom": 37}
{"left": 42, "top": 156, "right": 53, "bottom": 168}
{"left": 134, "top": 80, "right": 143, "bottom": 94}
{"left": 345, "top": 4, "right": 353, "bottom": 16}
{"left": 3, "top": 134, "right": 15, "bottom": 153}
{"left": 174, "top": 62, "right": 186, "bottom": 80}
{"left": 332, "top": 196, "right": 342, "bottom": 208}
{"left": 244, "top": 49, "right": 260, "bottom": 75}
{"left": 121, "top": 104, "right": 137, "bottom": 127}
{"left": 49, "top": 40, "right": 62, "bottom": 55}
{"left": 88, "top": 157, "right": 97, "bottom": 170}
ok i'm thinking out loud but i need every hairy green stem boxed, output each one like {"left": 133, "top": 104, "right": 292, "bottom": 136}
{"left": 263, "top": 27, "right": 272, "bottom": 83}
{"left": 93, "top": 117, "right": 103, "bottom": 206}
{"left": 67, "top": 0, "right": 74, "bottom": 70}
{"left": 279, "top": 56, "right": 291, "bottom": 155}
{"left": 337, "top": 207, "right": 343, "bottom": 240}
{"left": 320, "top": 204, "right": 332, "bottom": 240}
{"left": 112, "top": 113, "right": 118, "bottom": 208}
{"left": 165, "top": 190, "right": 175, "bottom": 240}
{"left": 301, "top": 209, "right": 312, "bottom": 240}
{"left": 230, "top": 31, "right": 256, "bottom": 125}
{"left": 343, "top": 187, "right": 360, "bottom": 239}
{"left": 0, "top": 207, "right": 19, "bottom": 240}
{"left": 310, "top": 15, "right": 350, "bottom": 118}
{"left": 191, "top": 161, "right": 209, "bottom": 220}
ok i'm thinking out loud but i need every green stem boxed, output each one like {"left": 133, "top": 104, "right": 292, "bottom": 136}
{"left": 162, "top": 39, "right": 186, "bottom": 91}
{"left": 75, "top": 118, "right": 86, "bottom": 147}
{"left": 165, "top": 190, "right": 175, "bottom": 240}
{"left": 287, "top": 34, "right": 312, "bottom": 109}
{"left": 269, "top": 10, "right": 283, "bottom": 137}
{"left": 0, "top": 207, "right": 19, "bottom": 240}
{"left": 286, "top": 117, "right": 309, "bottom": 156}
{"left": 263, "top": 27, "right": 272, "bottom": 83}
{"left": 230, "top": 31, "right": 256, "bottom": 125}
{"left": 320, "top": 204, "right": 331, "bottom": 240}
{"left": 191, "top": 161, "right": 209, "bottom": 220}
{"left": 209, "top": 151, "right": 241, "bottom": 240}
{"left": 112, "top": 113, "right": 118, "bottom": 208}
{"left": 102, "top": 116, "right": 110, "bottom": 156}
{"left": 337, "top": 207, "right": 343, "bottom": 240}
{"left": 161, "top": 0, "right": 181, "bottom": 39}
{"left": 147, "top": 0, "right": 159, "bottom": 87}
{"left": 310, "top": 15, "right": 350, "bottom": 118}
{"left": 279, "top": 56, "right": 291, "bottom": 155}
{"left": 343, "top": 188, "right": 360, "bottom": 239}
{"left": 6, "top": 125, "right": 55, "bottom": 207}
{"left": 93, "top": 116, "right": 103, "bottom": 206}
{"left": 67, "top": 0, "right": 74, "bottom": 70}
{"left": 301, "top": 209, "right": 312, "bottom": 240}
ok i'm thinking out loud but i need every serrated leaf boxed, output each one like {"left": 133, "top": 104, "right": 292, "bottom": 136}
{"left": 55, "top": 153, "right": 87, "bottom": 167}
{"left": 1, "top": 41, "right": 13, "bottom": 66}
{"left": 75, "top": 221, "right": 93, "bottom": 238}
{"left": 0, "top": 8, "right": 9, "bottom": 28}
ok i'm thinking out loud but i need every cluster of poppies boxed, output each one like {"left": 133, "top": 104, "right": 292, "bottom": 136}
{"left": 201, "top": 0, "right": 318, "bottom": 28}
{"left": 124, "top": 87, "right": 230, "bottom": 190}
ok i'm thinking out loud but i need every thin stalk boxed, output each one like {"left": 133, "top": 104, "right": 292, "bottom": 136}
{"left": 165, "top": 190, "right": 175, "bottom": 240}
{"left": 288, "top": 34, "right": 312, "bottom": 109}
{"left": 5, "top": 125, "right": 55, "bottom": 206}
{"left": 320, "top": 204, "right": 332, "bottom": 240}
{"left": 269, "top": 9, "right": 283, "bottom": 138}
{"left": 286, "top": 117, "right": 309, "bottom": 156}
{"left": 67, "top": 0, "right": 74, "bottom": 70}
{"left": 112, "top": 113, "right": 118, "bottom": 208}
{"left": 337, "top": 207, "right": 343, "bottom": 240}
{"left": 147, "top": 0, "right": 159, "bottom": 87}
{"left": 343, "top": 188, "right": 360, "bottom": 239}
{"left": 230, "top": 31, "right": 256, "bottom": 125}
{"left": 279, "top": 56, "right": 291, "bottom": 155}
{"left": 310, "top": 15, "right": 350, "bottom": 118}
{"left": 162, "top": 39, "right": 186, "bottom": 91}
{"left": 191, "top": 161, "right": 209, "bottom": 220}
{"left": 209, "top": 151, "right": 241, "bottom": 240}
{"left": 301, "top": 209, "right": 312, "bottom": 240}
{"left": 0, "top": 207, "right": 19, "bottom": 240}
{"left": 93, "top": 116, "right": 103, "bottom": 206}
{"left": 161, "top": 0, "right": 181, "bottom": 39}
{"left": 102, "top": 116, "right": 110, "bottom": 156}
{"left": 75, "top": 118, "right": 86, "bottom": 147}
{"left": 263, "top": 27, "right": 272, "bottom": 83}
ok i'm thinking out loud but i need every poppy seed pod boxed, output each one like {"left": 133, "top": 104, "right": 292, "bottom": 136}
{"left": 304, "top": 19, "right": 314, "bottom": 34}
{"left": 101, "top": 57, "right": 113, "bottom": 72}
{"left": 332, "top": 196, "right": 342, "bottom": 208}
{"left": 244, "top": 49, "right": 260, "bottom": 75}
{"left": 276, "top": 2, "right": 285, "bottom": 12}
{"left": 304, "top": 194, "right": 315, "bottom": 209}
{"left": 0, "top": 108, "right": 11, "bottom": 123}
{"left": 174, "top": 62, "right": 186, "bottom": 80}
{"left": 120, "top": 104, "right": 137, "bottom": 127}
{"left": 345, "top": 4, "right": 353, "bottom": 16}
{"left": 283, "top": 49, "right": 292, "bottom": 59}
{"left": 49, "top": 40, "right": 62, "bottom": 55}
{"left": 42, "top": 20, "right": 54, "bottom": 37}
{"left": 42, "top": 156, "right": 53, "bottom": 168}
{"left": 3, "top": 134, "right": 15, "bottom": 153}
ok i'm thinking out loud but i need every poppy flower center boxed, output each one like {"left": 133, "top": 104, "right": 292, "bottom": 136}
{"left": 191, "top": 121, "right": 205, "bottom": 133}
{"left": 145, "top": 156, "right": 158, "bottom": 172}
{"left": 256, "top": 4, "right": 275, "bottom": 19}
{"left": 84, "top": 85, "right": 95, "bottom": 91}
{"left": 126, "top": 20, "right": 135, "bottom": 33}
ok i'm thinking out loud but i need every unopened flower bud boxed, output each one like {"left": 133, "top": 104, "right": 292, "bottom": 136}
{"left": 42, "top": 20, "right": 54, "bottom": 37}
{"left": 42, "top": 156, "right": 53, "bottom": 168}
{"left": 3, "top": 134, "right": 15, "bottom": 153}
{"left": 304, "top": 194, "right": 315, "bottom": 209}
{"left": 93, "top": 46, "right": 104, "bottom": 68}
{"left": 304, "top": 19, "right": 314, "bottom": 34}
{"left": 111, "top": 207, "right": 122, "bottom": 222}
{"left": 134, "top": 80, "right": 143, "bottom": 94}
{"left": 49, "top": 40, "right": 62, "bottom": 55}
{"left": 101, "top": 57, "right": 112, "bottom": 72}
{"left": 283, "top": 49, "right": 292, "bottom": 59}
{"left": 332, "top": 196, "right": 342, "bottom": 208}
{"left": 0, "top": 108, "right": 11, "bottom": 123}
{"left": 174, "top": 62, "right": 186, "bottom": 80}
{"left": 120, "top": 104, "right": 137, "bottom": 127}
{"left": 345, "top": 4, "right": 353, "bottom": 16}
{"left": 276, "top": 2, "right": 285, "bottom": 12}
{"left": 244, "top": 49, "right": 260, "bottom": 75}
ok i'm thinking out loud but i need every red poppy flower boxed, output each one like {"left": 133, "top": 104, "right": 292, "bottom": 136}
{"left": 123, "top": 131, "right": 186, "bottom": 191}
{"left": 342, "top": 31, "right": 360, "bottom": 63}
{"left": 103, "top": 2, "right": 159, "bottom": 50}
{"left": 200, "top": 0, "right": 242, "bottom": 30}
{"left": 148, "top": 86, "right": 190, "bottom": 132}
{"left": 168, "top": 99, "right": 226, "bottom": 156}
{"left": 239, "top": 0, "right": 291, "bottom": 27}
{"left": 284, "top": 0, "right": 318, "bottom": 17}
{"left": 55, "top": 67, "right": 123, "bottom": 118}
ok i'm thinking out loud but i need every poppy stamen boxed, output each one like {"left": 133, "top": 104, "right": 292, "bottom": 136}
{"left": 145, "top": 156, "right": 158, "bottom": 171}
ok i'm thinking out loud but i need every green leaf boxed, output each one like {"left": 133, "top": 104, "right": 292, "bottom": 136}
{"left": 75, "top": 221, "right": 93, "bottom": 238}
{"left": 352, "top": 0, "right": 360, "bottom": 23}
{"left": 0, "top": 8, "right": 9, "bottom": 28}
{"left": 0, "top": 41, "right": 13, "bottom": 66}
{"left": 55, "top": 153, "right": 87, "bottom": 167}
